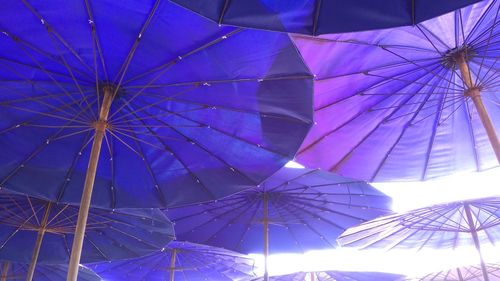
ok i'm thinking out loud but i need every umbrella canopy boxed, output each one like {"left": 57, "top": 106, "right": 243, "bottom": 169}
{"left": 166, "top": 167, "right": 392, "bottom": 280}
{"left": 295, "top": 0, "right": 500, "bottom": 181}
{"left": 170, "top": 0, "right": 482, "bottom": 35}
{"left": 338, "top": 197, "right": 500, "bottom": 281}
{"left": 251, "top": 271, "right": 403, "bottom": 281}
{"left": 0, "top": 190, "right": 174, "bottom": 275}
{"left": 410, "top": 262, "right": 500, "bottom": 280}
{"left": 88, "top": 241, "right": 256, "bottom": 281}
{"left": 0, "top": 1, "right": 313, "bottom": 278}
{"left": 0, "top": 261, "right": 101, "bottom": 281}
{"left": 0, "top": 0, "right": 313, "bottom": 209}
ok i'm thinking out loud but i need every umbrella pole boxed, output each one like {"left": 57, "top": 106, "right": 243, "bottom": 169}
{"left": 67, "top": 86, "right": 114, "bottom": 281}
{"left": 464, "top": 203, "right": 490, "bottom": 281}
{"left": 310, "top": 272, "right": 315, "bottom": 281}
{"left": 1, "top": 262, "right": 9, "bottom": 281}
{"left": 26, "top": 202, "right": 52, "bottom": 281}
{"left": 456, "top": 54, "right": 500, "bottom": 163}
{"left": 263, "top": 192, "right": 269, "bottom": 281}
{"left": 169, "top": 248, "right": 177, "bottom": 281}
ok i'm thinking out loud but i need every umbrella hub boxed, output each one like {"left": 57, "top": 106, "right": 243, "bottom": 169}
{"left": 441, "top": 45, "right": 476, "bottom": 69}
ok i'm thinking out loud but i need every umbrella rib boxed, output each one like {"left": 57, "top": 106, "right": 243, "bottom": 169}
{"left": 84, "top": 0, "right": 109, "bottom": 82}
{"left": 55, "top": 131, "right": 94, "bottom": 201}
{"left": 168, "top": 195, "right": 248, "bottom": 221}
{"left": 121, "top": 75, "right": 313, "bottom": 90}
{"left": 299, "top": 65, "right": 444, "bottom": 155}
{"left": 102, "top": 132, "right": 117, "bottom": 209}
{"left": 128, "top": 100, "right": 282, "bottom": 181}
{"left": 473, "top": 3, "right": 499, "bottom": 85}
{"left": 218, "top": 0, "right": 230, "bottom": 24}
{"left": 117, "top": 116, "right": 167, "bottom": 206}
{"left": 173, "top": 197, "right": 257, "bottom": 245}
{"left": 233, "top": 198, "right": 266, "bottom": 252}
{"left": 328, "top": 68, "right": 445, "bottom": 173}
{"left": 0, "top": 60, "right": 91, "bottom": 119}
{"left": 18, "top": 1, "right": 98, "bottom": 120}
{"left": 379, "top": 46, "right": 465, "bottom": 90}
{"left": 118, "top": 102, "right": 215, "bottom": 200}
{"left": 110, "top": 28, "right": 244, "bottom": 120}
{"left": 0, "top": 213, "right": 38, "bottom": 250}
{"left": 83, "top": 233, "right": 110, "bottom": 261}
{"left": 121, "top": 28, "right": 242, "bottom": 85}
{"left": 0, "top": 56, "right": 93, "bottom": 85}
{"left": 369, "top": 67, "right": 446, "bottom": 180}
{"left": 109, "top": 84, "right": 200, "bottom": 123}
{"left": 467, "top": 0, "right": 498, "bottom": 45}
{"left": 420, "top": 73, "right": 454, "bottom": 180}
{"left": 121, "top": 89, "right": 311, "bottom": 124}
{"left": 416, "top": 25, "right": 446, "bottom": 55}
{"left": 0, "top": 102, "right": 96, "bottom": 186}
{"left": 19, "top": 0, "right": 95, "bottom": 76}
{"left": 197, "top": 199, "right": 259, "bottom": 247}
{"left": 0, "top": 28, "right": 94, "bottom": 82}
{"left": 108, "top": 225, "right": 170, "bottom": 249}
{"left": 463, "top": 99, "right": 481, "bottom": 171}
{"left": 112, "top": 0, "right": 162, "bottom": 93}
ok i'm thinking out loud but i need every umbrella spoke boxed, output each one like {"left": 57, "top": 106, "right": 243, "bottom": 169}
{"left": 473, "top": 5, "right": 499, "bottom": 85}
{"left": 111, "top": 28, "right": 243, "bottom": 119}
{"left": 18, "top": 0, "right": 95, "bottom": 77}
{"left": 112, "top": 0, "right": 161, "bottom": 93}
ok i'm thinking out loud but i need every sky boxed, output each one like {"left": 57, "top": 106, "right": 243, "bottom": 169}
{"left": 251, "top": 163, "right": 500, "bottom": 279}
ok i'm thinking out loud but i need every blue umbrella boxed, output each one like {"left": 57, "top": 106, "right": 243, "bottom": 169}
{"left": 0, "top": 261, "right": 101, "bottom": 281}
{"left": 338, "top": 197, "right": 500, "bottom": 281}
{"left": 295, "top": 0, "right": 499, "bottom": 181}
{"left": 0, "top": 1, "right": 313, "bottom": 279}
{"left": 166, "top": 167, "right": 392, "bottom": 280}
{"left": 0, "top": 190, "right": 174, "bottom": 281}
{"left": 251, "top": 271, "right": 403, "bottom": 281}
{"left": 170, "top": 0, "right": 482, "bottom": 35}
{"left": 411, "top": 262, "right": 500, "bottom": 280}
{"left": 88, "top": 241, "right": 256, "bottom": 281}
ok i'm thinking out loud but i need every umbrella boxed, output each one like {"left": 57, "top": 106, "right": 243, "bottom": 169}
{"left": 166, "top": 167, "right": 393, "bottom": 281}
{"left": 410, "top": 262, "right": 500, "bottom": 280}
{"left": 0, "top": 190, "right": 174, "bottom": 281}
{"left": 170, "top": 0, "right": 482, "bottom": 35}
{"left": 338, "top": 197, "right": 500, "bottom": 281}
{"left": 0, "top": 1, "right": 313, "bottom": 279}
{"left": 251, "top": 271, "right": 403, "bottom": 281}
{"left": 294, "top": 0, "right": 500, "bottom": 181}
{"left": 89, "top": 241, "right": 256, "bottom": 281}
{"left": 0, "top": 261, "right": 101, "bottom": 281}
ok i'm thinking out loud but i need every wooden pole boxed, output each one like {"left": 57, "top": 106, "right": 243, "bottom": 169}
{"left": 464, "top": 203, "right": 490, "bottom": 281}
{"left": 263, "top": 193, "right": 269, "bottom": 281}
{"left": 66, "top": 86, "right": 114, "bottom": 281}
{"left": 1, "top": 262, "right": 9, "bottom": 281}
{"left": 169, "top": 248, "right": 177, "bottom": 281}
{"left": 26, "top": 202, "right": 52, "bottom": 281}
{"left": 456, "top": 54, "right": 500, "bottom": 163}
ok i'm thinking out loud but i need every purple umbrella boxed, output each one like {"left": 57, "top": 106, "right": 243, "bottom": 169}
{"left": 0, "top": 1, "right": 313, "bottom": 279}
{"left": 295, "top": 0, "right": 499, "bottom": 181}
{"left": 411, "top": 262, "right": 500, "bottom": 280}
{"left": 338, "top": 197, "right": 500, "bottom": 281}
{"left": 88, "top": 241, "right": 256, "bottom": 281}
{"left": 166, "top": 167, "right": 392, "bottom": 281}
{"left": 170, "top": 0, "right": 481, "bottom": 35}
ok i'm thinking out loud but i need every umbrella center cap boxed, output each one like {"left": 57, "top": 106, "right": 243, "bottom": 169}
{"left": 441, "top": 45, "right": 475, "bottom": 69}
{"left": 92, "top": 120, "right": 109, "bottom": 131}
